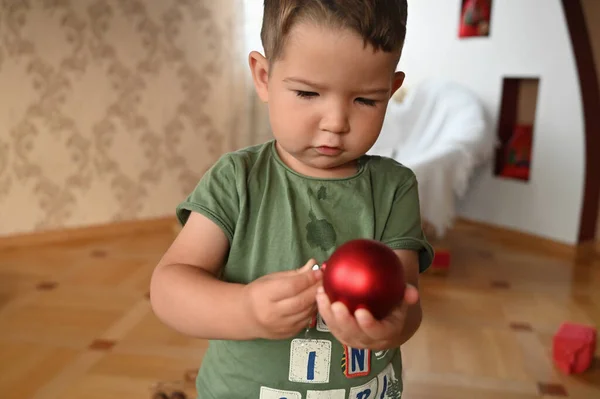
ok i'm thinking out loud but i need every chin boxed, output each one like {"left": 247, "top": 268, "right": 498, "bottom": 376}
{"left": 317, "top": 158, "right": 356, "bottom": 171}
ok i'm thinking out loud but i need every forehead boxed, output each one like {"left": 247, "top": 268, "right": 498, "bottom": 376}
{"left": 272, "top": 22, "right": 398, "bottom": 86}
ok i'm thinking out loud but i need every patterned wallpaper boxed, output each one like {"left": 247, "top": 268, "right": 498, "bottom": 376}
{"left": 0, "top": 0, "right": 263, "bottom": 237}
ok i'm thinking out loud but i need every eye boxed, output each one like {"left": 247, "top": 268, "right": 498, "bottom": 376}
{"left": 295, "top": 90, "right": 318, "bottom": 99}
{"left": 356, "top": 98, "right": 377, "bottom": 107}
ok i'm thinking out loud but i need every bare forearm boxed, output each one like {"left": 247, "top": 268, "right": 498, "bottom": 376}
{"left": 396, "top": 302, "right": 423, "bottom": 347}
{"left": 149, "top": 264, "right": 258, "bottom": 340}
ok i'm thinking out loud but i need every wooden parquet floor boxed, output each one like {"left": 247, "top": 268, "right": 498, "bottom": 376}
{"left": 0, "top": 219, "right": 598, "bottom": 398}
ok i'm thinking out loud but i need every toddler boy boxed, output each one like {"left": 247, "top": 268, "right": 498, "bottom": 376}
{"left": 150, "top": 0, "right": 434, "bottom": 397}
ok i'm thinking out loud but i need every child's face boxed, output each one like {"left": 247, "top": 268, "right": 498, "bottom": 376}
{"left": 250, "top": 22, "right": 404, "bottom": 178}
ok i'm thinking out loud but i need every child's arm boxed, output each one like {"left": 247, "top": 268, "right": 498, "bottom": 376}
{"left": 150, "top": 211, "right": 251, "bottom": 339}
{"left": 390, "top": 249, "right": 422, "bottom": 346}
{"left": 150, "top": 211, "right": 321, "bottom": 341}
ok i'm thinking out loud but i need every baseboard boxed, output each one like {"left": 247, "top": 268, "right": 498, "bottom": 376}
{"left": 573, "top": 239, "right": 600, "bottom": 263}
{"left": 1, "top": 215, "right": 596, "bottom": 263}
{"left": 0, "top": 216, "right": 178, "bottom": 250}
{"left": 454, "top": 217, "right": 580, "bottom": 259}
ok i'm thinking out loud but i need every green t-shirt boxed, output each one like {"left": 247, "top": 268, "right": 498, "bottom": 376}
{"left": 177, "top": 140, "right": 434, "bottom": 399}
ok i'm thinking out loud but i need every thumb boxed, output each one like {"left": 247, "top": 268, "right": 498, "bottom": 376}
{"left": 298, "top": 258, "right": 320, "bottom": 273}
{"left": 403, "top": 284, "right": 419, "bottom": 305}
{"left": 277, "top": 259, "right": 319, "bottom": 277}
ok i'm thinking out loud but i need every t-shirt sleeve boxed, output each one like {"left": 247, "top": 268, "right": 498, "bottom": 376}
{"left": 381, "top": 172, "right": 435, "bottom": 273}
{"left": 175, "top": 154, "right": 240, "bottom": 243}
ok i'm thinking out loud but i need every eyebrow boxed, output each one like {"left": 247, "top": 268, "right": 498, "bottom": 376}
{"left": 283, "top": 77, "right": 390, "bottom": 95}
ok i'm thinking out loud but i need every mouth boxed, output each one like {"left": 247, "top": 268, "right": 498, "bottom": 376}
{"left": 315, "top": 146, "right": 343, "bottom": 156}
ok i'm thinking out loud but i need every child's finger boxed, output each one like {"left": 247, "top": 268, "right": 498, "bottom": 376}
{"left": 298, "top": 259, "right": 320, "bottom": 273}
{"left": 315, "top": 286, "right": 335, "bottom": 326}
{"left": 282, "top": 301, "right": 317, "bottom": 325}
{"left": 330, "top": 301, "right": 364, "bottom": 340}
{"left": 277, "top": 281, "right": 320, "bottom": 316}
{"left": 355, "top": 306, "right": 399, "bottom": 341}
{"left": 404, "top": 284, "right": 419, "bottom": 305}
{"left": 317, "top": 287, "right": 367, "bottom": 346}
{"left": 269, "top": 264, "right": 321, "bottom": 301}
{"left": 354, "top": 308, "right": 377, "bottom": 330}
{"left": 276, "top": 259, "right": 319, "bottom": 276}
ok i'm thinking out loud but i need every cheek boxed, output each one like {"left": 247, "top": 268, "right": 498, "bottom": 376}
{"left": 351, "top": 107, "right": 386, "bottom": 137}
{"left": 268, "top": 92, "right": 291, "bottom": 123}
{"left": 271, "top": 93, "right": 317, "bottom": 127}
{"left": 267, "top": 93, "right": 314, "bottom": 143}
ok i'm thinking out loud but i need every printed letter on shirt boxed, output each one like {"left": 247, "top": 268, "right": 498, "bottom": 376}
{"left": 259, "top": 386, "right": 301, "bottom": 399}
{"left": 343, "top": 346, "right": 371, "bottom": 378}
{"left": 289, "top": 339, "right": 332, "bottom": 384}
{"left": 348, "top": 377, "right": 378, "bottom": 399}
{"left": 346, "top": 362, "right": 402, "bottom": 399}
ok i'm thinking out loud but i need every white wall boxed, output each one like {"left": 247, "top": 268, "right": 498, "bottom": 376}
{"left": 399, "top": 0, "right": 585, "bottom": 244}
{"left": 242, "top": 0, "right": 272, "bottom": 144}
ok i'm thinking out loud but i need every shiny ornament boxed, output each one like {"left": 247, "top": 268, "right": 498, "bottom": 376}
{"left": 322, "top": 239, "right": 405, "bottom": 320}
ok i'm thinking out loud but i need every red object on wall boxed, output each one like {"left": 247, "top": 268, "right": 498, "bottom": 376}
{"left": 499, "top": 124, "right": 533, "bottom": 180}
{"left": 459, "top": 0, "right": 492, "bottom": 38}
{"left": 552, "top": 322, "right": 597, "bottom": 375}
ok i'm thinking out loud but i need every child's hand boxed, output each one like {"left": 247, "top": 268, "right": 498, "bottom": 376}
{"left": 244, "top": 259, "right": 322, "bottom": 340}
{"left": 316, "top": 284, "right": 419, "bottom": 351}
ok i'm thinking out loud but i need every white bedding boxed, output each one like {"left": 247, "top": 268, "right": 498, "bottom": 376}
{"left": 369, "top": 79, "right": 497, "bottom": 237}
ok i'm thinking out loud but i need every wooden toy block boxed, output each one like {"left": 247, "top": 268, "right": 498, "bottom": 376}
{"left": 552, "top": 322, "right": 597, "bottom": 375}
{"left": 428, "top": 249, "right": 451, "bottom": 275}
{"left": 433, "top": 250, "right": 451, "bottom": 268}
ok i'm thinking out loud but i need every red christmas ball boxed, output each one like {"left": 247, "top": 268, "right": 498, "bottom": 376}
{"left": 321, "top": 239, "right": 405, "bottom": 320}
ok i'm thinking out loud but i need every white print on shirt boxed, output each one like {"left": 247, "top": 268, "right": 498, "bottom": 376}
{"left": 259, "top": 386, "right": 301, "bottom": 399}
{"left": 348, "top": 377, "right": 378, "bottom": 399}
{"left": 374, "top": 350, "right": 389, "bottom": 360}
{"left": 316, "top": 313, "right": 329, "bottom": 332}
{"left": 376, "top": 362, "right": 402, "bottom": 399}
{"left": 306, "top": 389, "right": 346, "bottom": 398}
{"left": 342, "top": 346, "right": 371, "bottom": 378}
{"left": 289, "top": 339, "right": 332, "bottom": 383}
{"left": 262, "top": 361, "right": 402, "bottom": 399}
{"left": 348, "top": 363, "right": 401, "bottom": 398}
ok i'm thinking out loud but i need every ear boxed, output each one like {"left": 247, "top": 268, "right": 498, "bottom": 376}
{"left": 249, "top": 51, "right": 270, "bottom": 103}
{"left": 391, "top": 71, "right": 405, "bottom": 97}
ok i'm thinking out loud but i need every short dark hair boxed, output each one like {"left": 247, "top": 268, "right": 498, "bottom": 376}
{"left": 261, "top": 0, "right": 408, "bottom": 63}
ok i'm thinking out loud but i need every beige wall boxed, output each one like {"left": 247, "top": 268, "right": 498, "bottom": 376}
{"left": 516, "top": 79, "right": 539, "bottom": 125}
{"left": 0, "top": 1, "right": 253, "bottom": 237}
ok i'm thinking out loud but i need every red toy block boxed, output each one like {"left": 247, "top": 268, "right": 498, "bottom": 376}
{"left": 552, "top": 322, "right": 597, "bottom": 375}
{"left": 432, "top": 250, "right": 451, "bottom": 269}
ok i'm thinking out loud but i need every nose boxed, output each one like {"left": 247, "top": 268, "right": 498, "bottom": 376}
{"left": 319, "top": 101, "right": 350, "bottom": 134}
